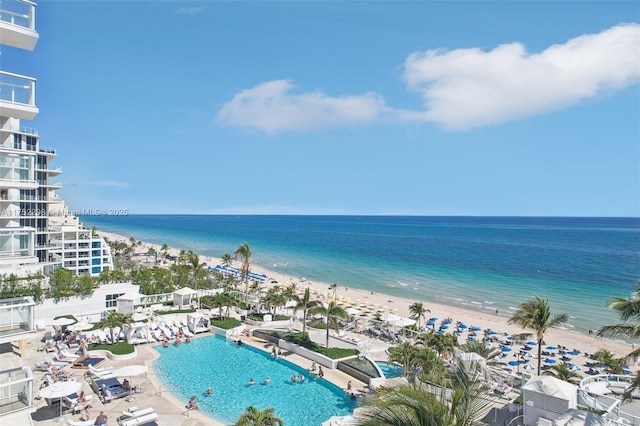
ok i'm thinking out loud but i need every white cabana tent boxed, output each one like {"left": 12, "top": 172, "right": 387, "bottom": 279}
{"left": 117, "top": 293, "right": 145, "bottom": 315}
{"left": 522, "top": 375, "right": 577, "bottom": 426}
{"left": 124, "top": 321, "right": 153, "bottom": 345}
{"left": 173, "top": 287, "right": 197, "bottom": 309}
{"left": 187, "top": 313, "right": 209, "bottom": 334}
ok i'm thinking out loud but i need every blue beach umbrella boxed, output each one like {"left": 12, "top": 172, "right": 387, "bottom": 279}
{"left": 526, "top": 341, "right": 537, "bottom": 346}
{"left": 508, "top": 360, "right": 520, "bottom": 366}
{"left": 502, "top": 346, "right": 512, "bottom": 352}
{"left": 458, "top": 324, "right": 468, "bottom": 329}
{"left": 471, "top": 326, "right": 481, "bottom": 332}
{"left": 545, "top": 358, "right": 557, "bottom": 364}
{"left": 546, "top": 346, "right": 557, "bottom": 350}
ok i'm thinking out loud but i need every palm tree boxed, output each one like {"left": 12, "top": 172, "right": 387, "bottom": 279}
{"left": 459, "top": 341, "right": 503, "bottom": 366}
{"left": 409, "top": 302, "right": 430, "bottom": 330}
{"left": 295, "top": 287, "right": 319, "bottom": 337}
{"left": 187, "top": 251, "right": 207, "bottom": 309}
{"left": 310, "top": 300, "right": 348, "bottom": 348}
{"left": 508, "top": 296, "right": 568, "bottom": 376}
{"left": 160, "top": 244, "right": 170, "bottom": 261}
{"left": 235, "top": 406, "right": 283, "bottom": 426}
{"left": 387, "top": 342, "right": 419, "bottom": 379}
{"left": 234, "top": 242, "right": 252, "bottom": 293}
{"left": 97, "top": 311, "right": 132, "bottom": 345}
{"left": 358, "top": 361, "right": 490, "bottom": 426}
{"left": 329, "top": 283, "right": 338, "bottom": 302}
{"left": 543, "top": 361, "right": 581, "bottom": 384}
{"left": 221, "top": 253, "right": 233, "bottom": 266}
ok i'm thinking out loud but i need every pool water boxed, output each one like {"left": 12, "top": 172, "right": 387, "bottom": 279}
{"left": 376, "top": 361, "right": 403, "bottom": 379}
{"left": 153, "top": 335, "right": 354, "bottom": 425}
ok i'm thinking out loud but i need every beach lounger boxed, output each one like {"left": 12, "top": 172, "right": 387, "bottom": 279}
{"left": 68, "top": 419, "right": 95, "bottom": 426}
{"left": 119, "top": 412, "right": 158, "bottom": 426}
{"left": 35, "top": 357, "right": 68, "bottom": 370}
{"left": 119, "top": 407, "right": 155, "bottom": 420}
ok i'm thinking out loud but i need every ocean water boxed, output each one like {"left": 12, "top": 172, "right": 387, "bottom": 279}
{"left": 82, "top": 215, "right": 640, "bottom": 334}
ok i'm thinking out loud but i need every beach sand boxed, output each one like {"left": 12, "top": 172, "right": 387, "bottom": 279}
{"left": 98, "top": 230, "right": 635, "bottom": 373}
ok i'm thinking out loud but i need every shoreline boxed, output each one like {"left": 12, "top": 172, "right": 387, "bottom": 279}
{"left": 97, "top": 229, "right": 635, "bottom": 370}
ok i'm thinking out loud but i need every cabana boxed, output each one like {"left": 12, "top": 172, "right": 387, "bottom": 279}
{"left": 124, "top": 322, "right": 153, "bottom": 345}
{"left": 187, "top": 313, "right": 209, "bottom": 334}
{"left": 173, "top": 287, "right": 197, "bottom": 309}
{"left": 116, "top": 293, "right": 145, "bottom": 315}
{"left": 522, "top": 375, "right": 577, "bottom": 426}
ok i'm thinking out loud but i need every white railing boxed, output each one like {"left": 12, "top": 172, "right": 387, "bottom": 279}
{"left": 0, "top": 0, "right": 36, "bottom": 31}
{"left": 0, "top": 71, "right": 36, "bottom": 107}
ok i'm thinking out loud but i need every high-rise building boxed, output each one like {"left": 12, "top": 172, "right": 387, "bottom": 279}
{"left": 0, "top": 0, "right": 113, "bottom": 278}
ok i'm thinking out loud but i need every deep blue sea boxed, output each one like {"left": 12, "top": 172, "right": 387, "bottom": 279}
{"left": 82, "top": 215, "right": 640, "bottom": 334}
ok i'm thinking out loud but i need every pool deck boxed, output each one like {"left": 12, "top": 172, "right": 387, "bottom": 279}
{"left": 5, "top": 324, "right": 389, "bottom": 426}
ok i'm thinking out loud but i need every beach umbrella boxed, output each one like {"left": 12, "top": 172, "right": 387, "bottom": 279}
{"left": 50, "top": 318, "right": 75, "bottom": 327}
{"left": 39, "top": 380, "right": 82, "bottom": 418}
{"left": 458, "top": 324, "right": 468, "bottom": 329}
{"left": 545, "top": 358, "right": 557, "bottom": 364}
{"left": 392, "top": 317, "right": 416, "bottom": 327}
{"left": 546, "top": 345, "right": 557, "bottom": 350}
{"left": 502, "top": 346, "right": 512, "bottom": 352}
{"left": 70, "top": 322, "right": 93, "bottom": 332}
{"left": 322, "top": 415, "right": 357, "bottom": 426}
{"left": 526, "top": 341, "right": 537, "bottom": 346}
{"left": 523, "top": 364, "right": 535, "bottom": 371}
{"left": 346, "top": 308, "right": 360, "bottom": 316}
{"left": 471, "top": 326, "right": 481, "bottom": 331}
{"left": 508, "top": 360, "right": 521, "bottom": 366}
{"left": 112, "top": 364, "right": 148, "bottom": 385}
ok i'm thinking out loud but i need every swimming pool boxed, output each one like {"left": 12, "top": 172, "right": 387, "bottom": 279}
{"left": 376, "top": 361, "right": 403, "bottom": 379}
{"left": 153, "top": 335, "right": 354, "bottom": 425}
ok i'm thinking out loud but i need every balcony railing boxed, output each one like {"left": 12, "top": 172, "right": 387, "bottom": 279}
{"left": 0, "top": 0, "right": 36, "bottom": 31}
{"left": 0, "top": 71, "right": 36, "bottom": 107}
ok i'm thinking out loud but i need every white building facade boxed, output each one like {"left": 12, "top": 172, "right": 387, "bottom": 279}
{"left": 0, "top": 0, "right": 113, "bottom": 278}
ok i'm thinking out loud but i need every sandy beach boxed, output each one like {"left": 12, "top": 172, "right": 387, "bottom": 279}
{"left": 98, "top": 230, "right": 635, "bottom": 372}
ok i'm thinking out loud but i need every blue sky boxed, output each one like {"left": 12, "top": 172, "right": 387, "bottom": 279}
{"left": 7, "top": 1, "right": 640, "bottom": 216}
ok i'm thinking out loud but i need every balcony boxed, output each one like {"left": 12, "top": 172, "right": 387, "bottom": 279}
{"left": 0, "top": 366, "right": 34, "bottom": 416}
{"left": 0, "top": 71, "right": 38, "bottom": 120}
{"left": 0, "top": 296, "right": 36, "bottom": 344}
{"left": 0, "top": 0, "right": 38, "bottom": 51}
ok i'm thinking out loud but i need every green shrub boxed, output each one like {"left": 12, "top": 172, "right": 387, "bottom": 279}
{"left": 88, "top": 342, "right": 135, "bottom": 355}
{"left": 210, "top": 318, "right": 241, "bottom": 330}
{"left": 247, "top": 313, "right": 289, "bottom": 321}
{"left": 283, "top": 333, "right": 358, "bottom": 359}
{"left": 310, "top": 321, "right": 327, "bottom": 329}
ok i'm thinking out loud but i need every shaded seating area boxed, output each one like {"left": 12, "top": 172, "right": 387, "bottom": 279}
{"left": 90, "top": 377, "right": 133, "bottom": 403}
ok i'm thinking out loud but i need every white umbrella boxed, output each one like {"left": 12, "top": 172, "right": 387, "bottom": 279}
{"left": 346, "top": 308, "right": 361, "bottom": 316}
{"left": 70, "top": 322, "right": 93, "bottom": 332}
{"left": 39, "top": 380, "right": 82, "bottom": 419}
{"left": 392, "top": 317, "right": 416, "bottom": 327}
{"left": 50, "top": 318, "right": 75, "bottom": 327}
{"left": 112, "top": 364, "right": 148, "bottom": 378}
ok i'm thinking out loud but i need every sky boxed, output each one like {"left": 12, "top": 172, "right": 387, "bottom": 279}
{"left": 5, "top": 1, "right": 640, "bottom": 216}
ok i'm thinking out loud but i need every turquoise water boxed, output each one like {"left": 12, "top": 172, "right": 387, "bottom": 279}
{"left": 376, "top": 361, "right": 403, "bottom": 379}
{"left": 84, "top": 215, "right": 640, "bottom": 333}
{"left": 153, "top": 335, "right": 354, "bottom": 425}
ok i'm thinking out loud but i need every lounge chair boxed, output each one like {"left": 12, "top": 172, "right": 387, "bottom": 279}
{"left": 119, "top": 407, "right": 155, "bottom": 420}
{"left": 61, "top": 395, "right": 92, "bottom": 414}
{"left": 68, "top": 419, "right": 95, "bottom": 426}
{"left": 119, "top": 412, "right": 158, "bottom": 426}
{"left": 35, "top": 356, "right": 68, "bottom": 370}
{"left": 93, "top": 377, "right": 132, "bottom": 403}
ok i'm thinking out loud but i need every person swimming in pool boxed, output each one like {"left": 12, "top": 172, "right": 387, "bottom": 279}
{"left": 248, "top": 378, "right": 255, "bottom": 386}
{"left": 264, "top": 376, "right": 271, "bottom": 385}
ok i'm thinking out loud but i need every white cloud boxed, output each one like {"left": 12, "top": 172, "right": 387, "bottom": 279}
{"left": 176, "top": 7, "right": 205, "bottom": 15}
{"left": 92, "top": 180, "right": 132, "bottom": 188}
{"left": 216, "top": 80, "right": 389, "bottom": 133}
{"left": 216, "top": 24, "right": 640, "bottom": 133}
{"left": 404, "top": 23, "right": 640, "bottom": 130}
